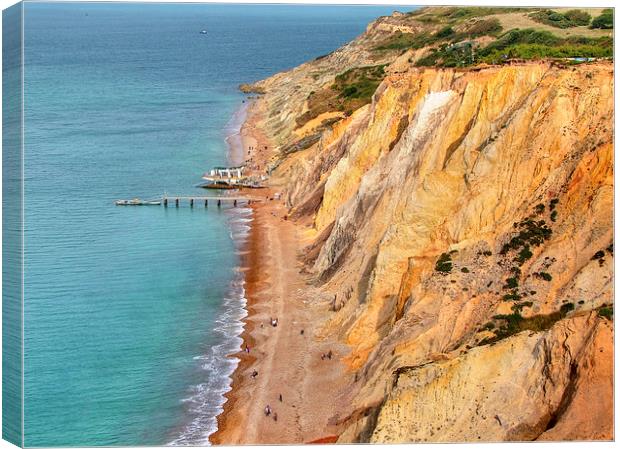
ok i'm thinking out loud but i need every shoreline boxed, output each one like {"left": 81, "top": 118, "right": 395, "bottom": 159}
{"left": 210, "top": 99, "right": 271, "bottom": 444}
{"left": 170, "top": 100, "right": 259, "bottom": 446}
{"left": 210, "top": 98, "right": 273, "bottom": 444}
{"left": 210, "top": 99, "right": 350, "bottom": 444}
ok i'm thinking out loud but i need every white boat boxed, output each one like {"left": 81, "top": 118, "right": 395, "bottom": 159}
{"left": 115, "top": 198, "right": 161, "bottom": 206}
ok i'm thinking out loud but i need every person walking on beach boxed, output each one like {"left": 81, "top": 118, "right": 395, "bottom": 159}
{"left": 279, "top": 393, "right": 282, "bottom": 402}
{"left": 264, "top": 405, "right": 271, "bottom": 417}
{"left": 273, "top": 413, "right": 278, "bottom": 422}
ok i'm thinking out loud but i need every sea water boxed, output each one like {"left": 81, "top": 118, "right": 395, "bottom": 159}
{"left": 21, "top": 3, "right": 412, "bottom": 446}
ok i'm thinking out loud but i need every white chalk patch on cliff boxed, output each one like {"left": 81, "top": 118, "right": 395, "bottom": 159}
{"left": 417, "top": 90, "right": 456, "bottom": 128}
{"left": 392, "top": 90, "right": 456, "bottom": 172}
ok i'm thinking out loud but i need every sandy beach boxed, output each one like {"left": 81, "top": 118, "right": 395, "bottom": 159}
{"left": 210, "top": 102, "right": 349, "bottom": 445}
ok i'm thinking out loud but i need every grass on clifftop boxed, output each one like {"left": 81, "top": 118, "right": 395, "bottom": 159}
{"left": 373, "top": 6, "right": 612, "bottom": 66}
{"left": 374, "top": 18, "right": 503, "bottom": 52}
{"left": 408, "top": 6, "right": 528, "bottom": 22}
{"left": 415, "top": 28, "right": 612, "bottom": 67}
{"left": 294, "top": 6, "right": 612, "bottom": 130}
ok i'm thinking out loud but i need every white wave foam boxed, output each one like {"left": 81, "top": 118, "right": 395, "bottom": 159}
{"left": 168, "top": 207, "right": 253, "bottom": 446}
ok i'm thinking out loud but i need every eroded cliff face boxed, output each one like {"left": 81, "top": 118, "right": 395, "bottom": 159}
{"left": 245, "top": 16, "right": 614, "bottom": 442}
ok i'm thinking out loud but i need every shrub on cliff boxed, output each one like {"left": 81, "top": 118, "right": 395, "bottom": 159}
{"left": 564, "top": 10, "right": 592, "bottom": 26}
{"left": 529, "top": 9, "right": 591, "bottom": 28}
{"left": 374, "top": 31, "right": 437, "bottom": 51}
{"left": 598, "top": 305, "right": 613, "bottom": 320}
{"left": 435, "top": 26, "right": 455, "bottom": 38}
{"left": 331, "top": 65, "right": 386, "bottom": 114}
{"left": 461, "top": 18, "right": 502, "bottom": 38}
{"left": 435, "top": 252, "right": 453, "bottom": 273}
{"left": 590, "top": 9, "right": 613, "bottom": 29}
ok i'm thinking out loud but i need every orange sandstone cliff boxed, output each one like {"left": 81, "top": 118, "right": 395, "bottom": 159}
{"left": 241, "top": 9, "right": 614, "bottom": 442}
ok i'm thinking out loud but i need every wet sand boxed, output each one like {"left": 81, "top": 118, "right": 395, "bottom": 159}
{"left": 210, "top": 102, "right": 349, "bottom": 445}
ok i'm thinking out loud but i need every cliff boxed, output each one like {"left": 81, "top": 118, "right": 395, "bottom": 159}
{"left": 242, "top": 7, "right": 614, "bottom": 442}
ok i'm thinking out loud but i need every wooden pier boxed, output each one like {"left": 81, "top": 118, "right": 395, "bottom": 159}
{"left": 162, "top": 196, "right": 256, "bottom": 207}
{"left": 116, "top": 195, "right": 258, "bottom": 208}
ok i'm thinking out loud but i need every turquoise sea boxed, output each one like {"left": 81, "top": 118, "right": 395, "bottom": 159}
{"left": 21, "top": 3, "right": 412, "bottom": 446}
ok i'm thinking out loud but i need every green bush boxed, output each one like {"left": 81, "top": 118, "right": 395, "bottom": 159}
{"left": 550, "top": 210, "right": 558, "bottom": 222}
{"left": 435, "top": 252, "right": 453, "bottom": 273}
{"left": 482, "top": 321, "right": 495, "bottom": 330}
{"left": 530, "top": 9, "right": 591, "bottom": 28}
{"left": 511, "top": 301, "right": 533, "bottom": 313}
{"left": 598, "top": 305, "right": 613, "bottom": 320}
{"left": 564, "top": 10, "right": 592, "bottom": 26}
{"left": 435, "top": 26, "right": 455, "bottom": 38}
{"left": 590, "top": 9, "right": 613, "bottom": 29}
{"left": 538, "top": 272, "right": 552, "bottom": 281}
{"left": 502, "top": 292, "right": 521, "bottom": 301}
{"left": 463, "top": 18, "right": 503, "bottom": 38}
{"left": 516, "top": 246, "right": 533, "bottom": 265}
{"left": 560, "top": 302, "right": 575, "bottom": 314}
{"left": 504, "top": 277, "right": 519, "bottom": 289}
{"left": 549, "top": 198, "right": 559, "bottom": 210}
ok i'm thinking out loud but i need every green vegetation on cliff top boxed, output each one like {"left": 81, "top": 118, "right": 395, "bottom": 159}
{"left": 414, "top": 28, "right": 612, "bottom": 68}
{"left": 590, "top": 9, "right": 613, "bottom": 29}
{"left": 293, "top": 7, "right": 612, "bottom": 131}
{"left": 529, "top": 9, "right": 592, "bottom": 29}
{"left": 296, "top": 64, "right": 386, "bottom": 127}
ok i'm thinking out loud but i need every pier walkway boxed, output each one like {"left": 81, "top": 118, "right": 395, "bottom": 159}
{"left": 162, "top": 195, "right": 256, "bottom": 207}
{"left": 116, "top": 195, "right": 259, "bottom": 207}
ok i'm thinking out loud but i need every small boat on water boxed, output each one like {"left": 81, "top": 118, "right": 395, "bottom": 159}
{"left": 115, "top": 198, "right": 161, "bottom": 206}
{"left": 200, "top": 29, "right": 207, "bottom": 34}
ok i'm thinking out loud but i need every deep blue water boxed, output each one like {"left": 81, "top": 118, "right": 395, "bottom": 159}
{"left": 21, "top": 3, "right": 413, "bottom": 446}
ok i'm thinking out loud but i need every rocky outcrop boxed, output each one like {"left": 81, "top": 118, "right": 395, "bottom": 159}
{"left": 367, "top": 312, "right": 613, "bottom": 442}
{"left": 244, "top": 10, "right": 614, "bottom": 443}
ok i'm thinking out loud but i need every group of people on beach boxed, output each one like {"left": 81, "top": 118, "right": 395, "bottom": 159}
{"left": 264, "top": 405, "right": 277, "bottom": 421}
{"left": 264, "top": 393, "right": 284, "bottom": 422}
{"left": 321, "top": 350, "right": 333, "bottom": 360}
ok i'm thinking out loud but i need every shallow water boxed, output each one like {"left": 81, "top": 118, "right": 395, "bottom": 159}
{"left": 21, "top": 3, "right": 413, "bottom": 446}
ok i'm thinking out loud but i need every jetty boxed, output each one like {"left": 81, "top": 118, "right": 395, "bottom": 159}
{"left": 115, "top": 195, "right": 257, "bottom": 208}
